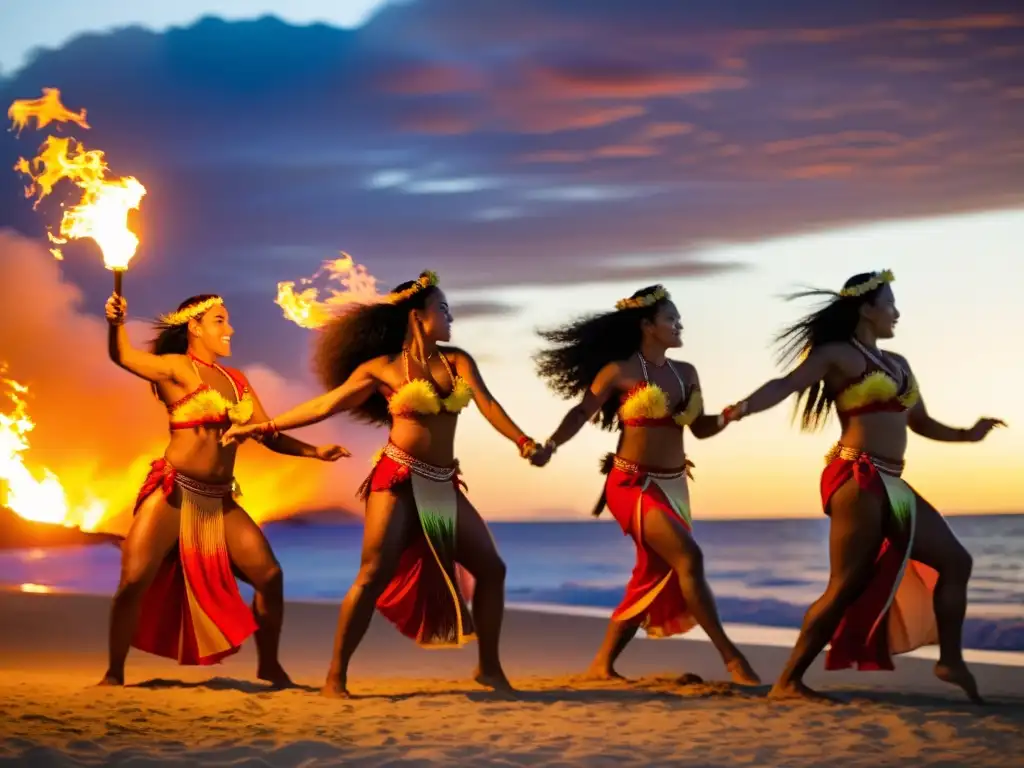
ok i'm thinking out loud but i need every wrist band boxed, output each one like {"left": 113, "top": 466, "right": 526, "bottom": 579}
{"left": 517, "top": 435, "right": 538, "bottom": 458}
{"left": 258, "top": 420, "right": 279, "bottom": 438}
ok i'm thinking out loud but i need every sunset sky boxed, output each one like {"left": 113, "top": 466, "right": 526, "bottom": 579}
{"left": 0, "top": 1, "right": 1022, "bottom": 528}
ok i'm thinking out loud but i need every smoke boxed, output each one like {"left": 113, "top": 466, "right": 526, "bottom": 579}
{"left": 0, "top": 229, "right": 381, "bottom": 534}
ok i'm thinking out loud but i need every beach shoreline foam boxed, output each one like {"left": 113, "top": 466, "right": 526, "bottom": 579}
{"left": 1, "top": 591, "right": 1022, "bottom": 766}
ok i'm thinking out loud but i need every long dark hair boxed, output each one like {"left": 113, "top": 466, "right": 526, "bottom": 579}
{"left": 775, "top": 271, "right": 888, "bottom": 431}
{"left": 150, "top": 294, "right": 222, "bottom": 355}
{"left": 535, "top": 285, "right": 670, "bottom": 431}
{"left": 314, "top": 272, "right": 440, "bottom": 426}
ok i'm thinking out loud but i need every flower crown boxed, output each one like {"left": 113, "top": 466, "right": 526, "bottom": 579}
{"left": 615, "top": 285, "right": 669, "bottom": 311}
{"left": 839, "top": 269, "right": 894, "bottom": 298}
{"left": 157, "top": 296, "right": 224, "bottom": 326}
{"left": 385, "top": 270, "right": 439, "bottom": 304}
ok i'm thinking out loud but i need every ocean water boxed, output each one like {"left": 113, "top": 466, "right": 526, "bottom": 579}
{"left": 1, "top": 516, "right": 1022, "bottom": 653}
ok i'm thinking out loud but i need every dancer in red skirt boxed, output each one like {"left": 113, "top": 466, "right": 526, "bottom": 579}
{"left": 722, "top": 270, "right": 1004, "bottom": 703}
{"left": 533, "top": 285, "right": 760, "bottom": 685}
{"left": 223, "top": 271, "right": 542, "bottom": 697}
{"left": 102, "top": 293, "right": 347, "bottom": 686}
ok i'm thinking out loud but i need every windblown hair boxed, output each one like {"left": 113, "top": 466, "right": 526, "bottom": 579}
{"left": 313, "top": 273, "right": 440, "bottom": 426}
{"left": 535, "top": 285, "right": 669, "bottom": 431}
{"left": 775, "top": 272, "right": 887, "bottom": 431}
{"left": 149, "top": 294, "right": 222, "bottom": 356}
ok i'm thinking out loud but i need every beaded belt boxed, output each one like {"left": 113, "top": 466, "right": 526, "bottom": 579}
{"left": 825, "top": 444, "right": 905, "bottom": 477}
{"left": 383, "top": 442, "right": 458, "bottom": 482}
{"left": 612, "top": 455, "right": 690, "bottom": 480}
{"left": 174, "top": 472, "right": 237, "bottom": 498}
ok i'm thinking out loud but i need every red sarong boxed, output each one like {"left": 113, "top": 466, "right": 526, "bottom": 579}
{"left": 604, "top": 459, "right": 697, "bottom": 638}
{"left": 130, "top": 459, "right": 257, "bottom": 665}
{"left": 821, "top": 450, "right": 938, "bottom": 671}
{"left": 362, "top": 446, "right": 477, "bottom": 647}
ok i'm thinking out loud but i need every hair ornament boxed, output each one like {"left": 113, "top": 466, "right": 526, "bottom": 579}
{"left": 385, "top": 270, "right": 439, "bottom": 305}
{"left": 156, "top": 296, "right": 224, "bottom": 326}
{"left": 615, "top": 284, "right": 669, "bottom": 311}
{"left": 839, "top": 270, "right": 894, "bottom": 298}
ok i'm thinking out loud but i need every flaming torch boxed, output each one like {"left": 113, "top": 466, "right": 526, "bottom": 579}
{"left": 275, "top": 252, "right": 383, "bottom": 329}
{"left": 8, "top": 88, "right": 146, "bottom": 295}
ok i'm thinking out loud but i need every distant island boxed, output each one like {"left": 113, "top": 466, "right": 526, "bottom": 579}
{"left": 0, "top": 504, "right": 363, "bottom": 550}
{"left": 266, "top": 507, "right": 362, "bottom": 527}
{"left": 0, "top": 506, "right": 122, "bottom": 551}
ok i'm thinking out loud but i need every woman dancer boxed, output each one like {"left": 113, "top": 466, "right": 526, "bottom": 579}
{"left": 532, "top": 284, "right": 760, "bottom": 685}
{"left": 102, "top": 292, "right": 347, "bottom": 686}
{"left": 222, "top": 271, "right": 542, "bottom": 697}
{"left": 721, "top": 270, "right": 1004, "bottom": 702}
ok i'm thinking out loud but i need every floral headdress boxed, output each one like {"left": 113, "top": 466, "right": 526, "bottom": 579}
{"left": 839, "top": 270, "right": 894, "bottom": 298}
{"left": 156, "top": 296, "right": 224, "bottom": 326}
{"left": 615, "top": 284, "right": 669, "bottom": 311}
{"left": 385, "top": 270, "right": 439, "bottom": 304}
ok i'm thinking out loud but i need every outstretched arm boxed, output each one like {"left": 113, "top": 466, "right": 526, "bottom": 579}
{"left": 900, "top": 355, "right": 1005, "bottom": 442}
{"left": 247, "top": 386, "right": 347, "bottom": 459}
{"left": 452, "top": 349, "right": 533, "bottom": 447}
{"left": 907, "top": 396, "right": 975, "bottom": 442}
{"left": 224, "top": 360, "right": 380, "bottom": 443}
{"left": 546, "top": 362, "right": 620, "bottom": 449}
{"left": 725, "top": 346, "right": 837, "bottom": 421}
{"left": 106, "top": 294, "right": 189, "bottom": 385}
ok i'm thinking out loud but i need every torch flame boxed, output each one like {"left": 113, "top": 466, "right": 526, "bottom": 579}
{"left": 275, "top": 253, "right": 383, "bottom": 329}
{"left": 9, "top": 89, "right": 146, "bottom": 270}
{"left": 0, "top": 365, "right": 106, "bottom": 531}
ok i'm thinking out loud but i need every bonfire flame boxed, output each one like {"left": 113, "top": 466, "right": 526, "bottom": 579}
{"left": 9, "top": 88, "right": 146, "bottom": 269}
{"left": 275, "top": 252, "right": 383, "bottom": 329}
{"left": 0, "top": 366, "right": 105, "bottom": 531}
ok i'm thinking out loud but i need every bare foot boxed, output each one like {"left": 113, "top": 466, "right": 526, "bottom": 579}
{"left": 95, "top": 673, "right": 124, "bottom": 687}
{"left": 676, "top": 672, "right": 704, "bottom": 685}
{"left": 473, "top": 667, "right": 516, "bottom": 693}
{"left": 767, "top": 680, "right": 838, "bottom": 703}
{"left": 726, "top": 657, "right": 762, "bottom": 687}
{"left": 582, "top": 664, "right": 628, "bottom": 682}
{"left": 257, "top": 663, "right": 296, "bottom": 689}
{"left": 320, "top": 677, "right": 350, "bottom": 699}
{"left": 934, "top": 661, "right": 984, "bottom": 705}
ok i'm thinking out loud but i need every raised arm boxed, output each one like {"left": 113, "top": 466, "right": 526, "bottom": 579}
{"left": 899, "top": 354, "right": 1005, "bottom": 443}
{"left": 451, "top": 348, "right": 534, "bottom": 448}
{"left": 105, "top": 294, "right": 189, "bottom": 384}
{"left": 223, "top": 359, "right": 381, "bottom": 443}
{"left": 545, "top": 362, "right": 621, "bottom": 449}
{"left": 725, "top": 345, "right": 839, "bottom": 421}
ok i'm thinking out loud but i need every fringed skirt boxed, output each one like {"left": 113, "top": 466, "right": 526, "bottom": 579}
{"left": 131, "top": 458, "right": 257, "bottom": 665}
{"left": 600, "top": 454, "right": 698, "bottom": 638}
{"left": 821, "top": 444, "right": 939, "bottom": 671}
{"left": 359, "top": 442, "right": 477, "bottom": 648}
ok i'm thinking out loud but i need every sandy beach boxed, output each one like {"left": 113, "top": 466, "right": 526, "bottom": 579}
{"left": 1, "top": 591, "right": 1022, "bottom": 767}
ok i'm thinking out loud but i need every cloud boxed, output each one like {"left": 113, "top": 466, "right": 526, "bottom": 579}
{"left": 526, "top": 62, "right": 748, "bottom": 99}
{"left": 764, "top": 130, "right": 905, "bottom": 155}
{"left": 0, "top": 1, "right": 1020, "bottom": 370}
{"left": 0, "top": 230, "right": 379, "bottom": 533}
{"left": 451, "top": 300, "right": 520, "bottom": 319}
{"left": 375, "top": 62, "right": 484, "bottom": 95}
{"left": 503, "top": 104, "right": 647, "bottom": 135}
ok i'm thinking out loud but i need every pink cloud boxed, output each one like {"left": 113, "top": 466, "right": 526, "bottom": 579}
{"left": 377, "top": 62, "right": 483, "bottom": 94}
{"left": 529, "top": 64, "right": 747, "bottom": 99}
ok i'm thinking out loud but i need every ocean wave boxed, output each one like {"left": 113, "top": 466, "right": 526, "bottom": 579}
{"left": 507, "top": 583, "right": 1024, "bottom": 653}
